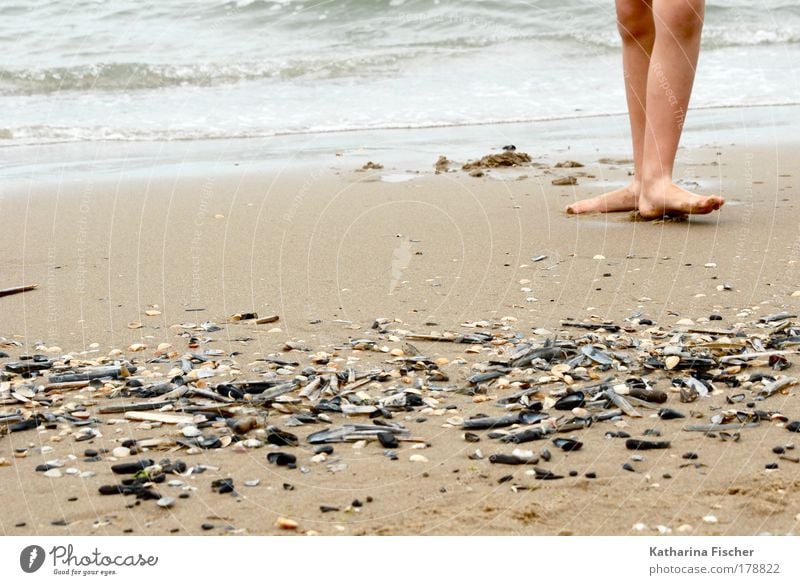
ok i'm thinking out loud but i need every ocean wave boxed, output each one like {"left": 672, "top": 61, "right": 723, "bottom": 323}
{"left": 0, "top": 55, "right": 410, "bottom": 96}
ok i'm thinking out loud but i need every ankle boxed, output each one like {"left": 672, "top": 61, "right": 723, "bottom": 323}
{"left": 641, "top": 175, "right": 672, "bottom": 190}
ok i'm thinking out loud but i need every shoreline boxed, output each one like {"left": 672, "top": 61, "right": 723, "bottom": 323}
{"left": 2, "top": 103, "right": 798, "bottom": 188}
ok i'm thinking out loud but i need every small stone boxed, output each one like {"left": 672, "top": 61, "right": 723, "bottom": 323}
{"left": 682, "top": 452, "right": 699, "bottom": 460}
{"left": 181, "top": 425, "right": 201, "bottom": 438}
{"left": 244, "top": 479, "right": 260, "bottom": 487}
{"left": 676, "top": 318, "right": 694, "bottom": 326}
{"left": 709, "top": 314, "right": 722, "bottom": 321}
{"left": 44, "top": 469, "right": 62, "bottom": 478}
{"left": 593, "top": 254, "right": 606, "bottom": 260}
{"left": 702, "top": 515, "right": 718, "bottom": 524}
{"left": 409, "top": 454, "right": 429, "bottom": 463}
{"left": 157, "top": 497, "right": 175, "bottom": 508}
{"left": 112, "top": 447, "right": 131, "bottom": 458}
{"left": 765, "top": 462, "right": 779, "bottom": 470}
{"left": 704, "top": 262, "right": 717, "bottom": 268}
{"left": 664, "top": 356, "right": 680, "bottom": 370}
{"left": 632, "top": 522, "right": 647, "bottom": 531}
{"left": 677, "top": 524, "right": 693, "bottom": 533}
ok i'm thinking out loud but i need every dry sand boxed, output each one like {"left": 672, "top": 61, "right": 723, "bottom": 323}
{"left": 1, "top": 142, "right": 800, "bottom": 536}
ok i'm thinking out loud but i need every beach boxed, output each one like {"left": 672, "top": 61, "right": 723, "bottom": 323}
{"left": 2, "top": 108, "right": 800, "bottom": 535}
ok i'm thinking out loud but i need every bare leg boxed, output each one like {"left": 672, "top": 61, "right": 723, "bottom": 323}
{"left": 567, "top": 0, "right": 654, "bottom": 214}
{"left": 636, "top": 0, "right": 724, "bottom": 218}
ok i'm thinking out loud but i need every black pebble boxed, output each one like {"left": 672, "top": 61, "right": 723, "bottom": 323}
{"left": 622, "top": 463, "right": 635, "bottom": 472}
{"left": 283, "top": 483, "right": 295, "bottom": 491}
{"left": 320, "top": 505, "right": 339, "bottom": 513}
{"left": 351, "top": 499, "right": 363, "bottom": 508}
{"left": 709, "top": 314, "right": 723, "bottom": 321}
{"left": 123, "top": 528, "right": 133, "bottom": 534}
{"left": 314, "top": 445, "right": 334, "bottom": 455}
{"left": 67, "top": 497, "right": 78, "bottom": 502}
{"left": 15, "top": 522, "right": 26, "bottom": 527}
{"left": 51, "top": 519, "right": 68, "bottom": 526}
{"left": 377, "top": 432, "right": 399, "bottom": 449}
{"left": 540, "top": 448, "right": 552, "bottom": 462}
{"left": 111, "top": 459, "right": 153, "bottom": 475}
{"left": 639, "top": 319, "right": 653, "bottom": 325}
{"left": 569, "top": 470, "right": 578, "bottom": 477}
{"left": 682, "top": 452, "right": 699, "bottom": 460}
{"left": 662, "top": 473, "right": 672, "bottom": 479}
{"left": 201, "top": 523, "right": 214, "bottom": 531}
{"left": 179, "top": 493, "right": 190, "bottom": 499}
{"left": 84, "top": 449, "right": 98, "bottom": 457}
{"left": 366, "top": 496, "right": 373, "bottom": 503}
{"left": 585, "top": 472, "right": 596, "bottom": 479}
{"left": 786, "top": 421, "right": 800, "bottom": 433}
{"left": 498, "top": 474, "right": 513, "bottom": 484}
{"left": 772, "top": 446, "right": 785, "bottom": 454}
{"left": 766, "top": 463, "right": 779, "bottom": 469}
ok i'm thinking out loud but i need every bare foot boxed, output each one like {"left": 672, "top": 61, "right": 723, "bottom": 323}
{"left": 638, "top": 180, "right": 724, "bottom": 219}
{"left": 565, "top": 182, "right": 640, "bottom": 214}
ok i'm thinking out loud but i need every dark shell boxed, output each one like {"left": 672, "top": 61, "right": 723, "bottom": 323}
{"left": 625, "top": 439, "right": 670, "bottom": 450}
{"left": 267, "top": 452, "right": 297, "bottom": 466}
{"left": 554, "top": 391, "right": 585, "bottom": 411}
{"left": 266, "top": 427, "right": 299, "bottom": 447}
{"left": 658, "top": 408, "right": 686, "bottom": 420}
{"left": 786, "top": 421, "right": 800, "bottom": 433}
{"left": 552, "top": 438, "right": 583, "bottom": 452}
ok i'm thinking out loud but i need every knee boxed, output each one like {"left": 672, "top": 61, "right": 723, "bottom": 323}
{"left": 616, "top": 1, "right": 655, "bottom": 44}
{"left": 656, "top": 1, "right": 704, "bottom": 41}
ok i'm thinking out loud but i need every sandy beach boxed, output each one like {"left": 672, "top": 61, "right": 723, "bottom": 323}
{"left": 2, "top": 123, "right": 800, "bottom": 536}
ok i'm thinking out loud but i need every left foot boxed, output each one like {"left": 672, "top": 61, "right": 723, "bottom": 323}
{"left": 638, "top": 180, "right": 724, "bottom": 219}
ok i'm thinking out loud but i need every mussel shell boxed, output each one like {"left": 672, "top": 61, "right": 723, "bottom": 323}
{"left": 554, "top": 392, "right": 585, "bottom": 411}
{"left": 552, "top": 438, "right": 582, "bottom": 452}
{"left": 266, "top": 427, "right": 299, "bottom": 447}
{"left": 625, "top": 439, "right": 670, "bottom": 450}
{"left": 786, "top": 421, "right": 800, "bottom": 433}
{"left": 658, "top": 408, "right": 686, "bottom": 420}
{"left": 267, "top": 452, "right": 297, "bottom": 466}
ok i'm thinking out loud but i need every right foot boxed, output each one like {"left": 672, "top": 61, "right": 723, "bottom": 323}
{"left": 565, "top": 183, "right": 640, "bottom": 215}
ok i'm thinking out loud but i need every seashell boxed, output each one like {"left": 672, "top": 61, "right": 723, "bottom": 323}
{"left": 409, "top": 454, "right": 428, "bottom": 463}
{"left": 552, "top": 438, "right": 582, "bottom": 452}
{"left": 181, "top": 425, "right": 201, "bottom": 438}
{"left": 275, "top": 517, "right": 298, "bottom": 530}
{"left": 664, "top": 356, "right": 680, "bottom": 370}
{"left": 157, "top": 497, "right": 175, "bottom": 508}
{"left": 127, "top": 321, "right": 143, "bottom": 329}
{"left": 554, "top": 392, "right": 585, "bottom": 411}
{"left": 267, "top": 452, "right": 296, "bottom": 466}
{"left": 112, "top": 447, "right": 131, "bottom": 458}
{"left": 658, "top": 408, "right": 686, "bottom": 420}
{"left": 145, "top": 310, "right": 161, "bottom": 317}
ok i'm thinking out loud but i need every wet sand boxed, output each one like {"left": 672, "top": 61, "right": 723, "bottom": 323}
{"left": 1, "top": 141, "right": 800, "bottom": 536}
